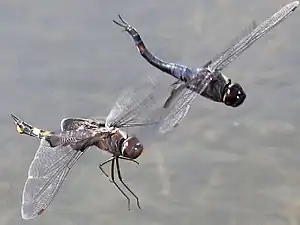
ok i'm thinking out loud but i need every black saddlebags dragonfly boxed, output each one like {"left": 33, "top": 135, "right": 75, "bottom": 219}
{"left": 11, "top": 76, "right": 184, "bottom": 220}
{"left": 113, "top": 1, "right": 299, "bottom": 109}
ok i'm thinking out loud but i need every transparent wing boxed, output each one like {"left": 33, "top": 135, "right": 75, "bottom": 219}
{"left": 21, "top": 130, "right": 95, "bottom": 220}
{"left": 159, "top": 88, "right": 197, "bottom": 134}
{"left": 60, "top": 117, "right": 106, "bottom": 131}
{"left": 203, "top": 20, "right": 257, "bottom": 68}
{"left": 61, "top": 118, "right": 90, "bottom": 131}
{"left": 158, "top": 72, "right": 212, "bottom": 133}
{"left": 207, "top": 1, "right": 299, "bottom": 71}
{"left": 105, "top": 72, "right": 212, "bottom": 140}
{"left": 105, "top": 75, "right": 164, "bottom": 128}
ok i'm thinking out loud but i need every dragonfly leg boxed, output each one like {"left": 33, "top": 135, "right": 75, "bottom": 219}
{"left": 98, "top": 157, "right": 114, "bottom": 183}
{"left": 116, "top": 157, "right": 141, "bottom": 209}
{"left": 118, "top": 156, "right": 139, "bottom": 166}
{"left": 110, "top": 157, "right": 131, "bottom": 210}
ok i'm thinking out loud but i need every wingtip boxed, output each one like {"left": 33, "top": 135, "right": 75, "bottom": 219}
{"left": 291, "top": 1, "right": 299, "bottom": 8}
{"left": 21, "top": 209, "right": 35, "bottom": 220}
{"left": 21, "top": 204, "right": 42, "bottom": 220}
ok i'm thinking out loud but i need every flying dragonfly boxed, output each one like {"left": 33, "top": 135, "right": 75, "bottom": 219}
{"left": 11, "top": 75, "right": 183, "bottom": 220}
{"left": 113, "top": 1, "right": 299, "bottom": 115}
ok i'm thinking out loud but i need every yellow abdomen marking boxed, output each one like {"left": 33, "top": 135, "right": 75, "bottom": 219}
{"left": 16, "top": 125, "right": 22, "bottom": 133}
{"left": 40, "top": 130, "right": 51, "bottom": 137}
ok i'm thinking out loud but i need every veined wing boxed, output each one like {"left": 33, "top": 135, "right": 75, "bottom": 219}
{"left": 105, "top": 75, "right": 163, "bottom": 128}
{"left": 105, "top": 72, "right": 211, "bottom": 136}
{"left": 207, "top": 1, "right": 299, "bottom": 72}
{"left": 203, "top": 20, "right": 257, "bottom": 68}
{"left": 159, "top": 71, "right": 213, "bottom": 133}
{"left": 21, "top": 130, "right": 95, "bottom": 220}
{"left": 159, "top": 88, "right": 197, "bottom": 133}
{"left": 60, "top": 117, "right": 106, "bottom": 131}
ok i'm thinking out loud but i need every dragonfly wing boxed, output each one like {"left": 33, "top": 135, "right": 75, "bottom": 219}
{"left": 60, "top": 118, "right": 106, "bottom": 131}
{"left": 105, "top": 70, "right": 213, "bottom": 137}
{"left": 162, "top": 70, "right": 212, "bottom": 108}
{"left": 61, "top": 118, "right": 86, "bottom": 131}
{"left": 159, "top": 89, "right": 197, "bottom": 133}
{"left": 158, "top": 75, "right": 209, "bottom": 133}
{"left": 105, "top": 75, "right": 164, "bottom": 128}
{"left": 21, "top": 138, "right": 84, "bottom": 220}
{"left": 208, "top": 1, "right": 299, "bottom": 71}
{"left": 21, "top": 129, "right": 96, "bottom": 220}
{"left": 203, "top": 20, "right": 257, "bottom": 68}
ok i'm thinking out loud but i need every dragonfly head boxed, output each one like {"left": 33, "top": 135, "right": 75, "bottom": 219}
{"left": 121, "top": 136, "right": 143, "bottom": 159}
{"left": 223, "top": 82, "right": 246, "bottom": 107}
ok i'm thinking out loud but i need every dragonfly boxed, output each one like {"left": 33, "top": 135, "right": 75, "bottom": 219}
{"left": 113, "top": 1, "right": 299, "bottom": 112}
{"left": 11, "top": 76, "right": 181, "bottom": 220}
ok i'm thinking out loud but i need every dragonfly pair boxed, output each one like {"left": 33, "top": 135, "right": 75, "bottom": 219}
{"left": 12, "top": 1, "right": 299, "bottom": 220}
